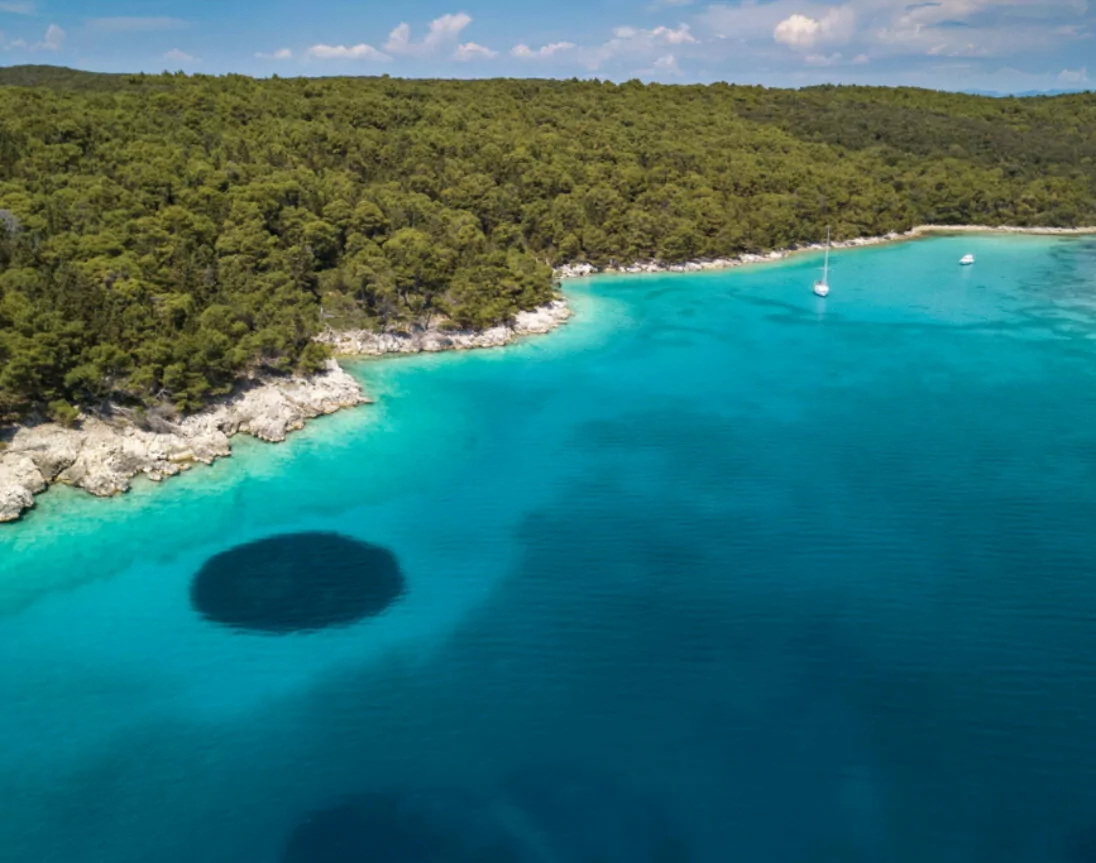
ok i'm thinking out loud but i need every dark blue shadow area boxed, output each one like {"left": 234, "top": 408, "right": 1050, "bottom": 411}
{"left": 502, "top": 767, "right": 691, "bottom": 862}
{"left": 282, "top": 771, "right": 689, "bottom": 863}
{"left": 281, "top": 791, "right": 533, "bottom": 863}
{"left": 190, "top": 532, "right": 404, "bottom": 633}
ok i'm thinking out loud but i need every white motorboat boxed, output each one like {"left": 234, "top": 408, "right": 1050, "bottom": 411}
{"left": 959, "top": 254, "right": 975, "bottom": 265}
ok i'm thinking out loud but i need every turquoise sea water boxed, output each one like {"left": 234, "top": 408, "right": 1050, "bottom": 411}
{"left": 3, "top": 234, "right": 1096, "bottom": 861}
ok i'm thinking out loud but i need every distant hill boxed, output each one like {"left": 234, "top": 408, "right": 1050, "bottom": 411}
{"left": 0, "top": 64, "right": 131, "bottom": 90}
{"left": 964, "top": 87, "right": 1093, "bottom": 98}
{"left": 1, "top": 64, "right": 1094, "bottom": 101}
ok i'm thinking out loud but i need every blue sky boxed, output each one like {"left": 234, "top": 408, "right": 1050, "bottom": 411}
{"left": 0, "top": 0, "right": 1092, "bottom": 92}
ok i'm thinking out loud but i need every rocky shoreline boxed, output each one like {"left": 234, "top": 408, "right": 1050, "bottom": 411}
{"left": 0, "top": 299, "right": 573, "bottom": 524}
{"left": 554, "top": 224, "right": 1096, "bottom": 279}
{"left": 0, "top": 361, "right": 367, "bottom": 523}
{"left": 3, "top": 222, "right": 1090, "bottom": 525}
{"left": 316, "top": 299, "right": 572, "bottom": 356}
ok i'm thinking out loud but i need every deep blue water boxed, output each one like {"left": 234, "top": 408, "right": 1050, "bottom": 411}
{"left": 3, "top": 234, "right": 1096, "bottom": 861}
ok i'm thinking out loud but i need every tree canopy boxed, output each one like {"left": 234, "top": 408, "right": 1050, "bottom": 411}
{"left": 1, "top": 66, "right": 1094, "bottom": 422}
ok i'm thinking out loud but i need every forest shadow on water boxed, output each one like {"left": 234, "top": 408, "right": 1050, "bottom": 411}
{"left": 190, "top": 532, "right": 405, "bottom": 633}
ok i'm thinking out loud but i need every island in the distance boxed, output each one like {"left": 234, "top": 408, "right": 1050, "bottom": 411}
{"left": 1, "top": 67, "right": 1094, "bottom": 521}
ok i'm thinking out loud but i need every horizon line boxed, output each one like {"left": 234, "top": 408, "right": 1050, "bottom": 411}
{"left": 0, "top": 62, "right": 1093, "bottom": 99}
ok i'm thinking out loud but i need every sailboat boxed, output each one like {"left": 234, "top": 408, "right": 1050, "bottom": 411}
{"left": 813, "top": 228, "right": 831, "bottom": 297}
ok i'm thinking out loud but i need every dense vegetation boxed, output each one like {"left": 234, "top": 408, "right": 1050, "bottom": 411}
{"left": 1, "top": 66, "right": 1094, "bottom": 422}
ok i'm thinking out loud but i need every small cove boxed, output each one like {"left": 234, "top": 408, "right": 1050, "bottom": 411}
{"left": 2, "top": 234, "right": 1096, "bottom": 861}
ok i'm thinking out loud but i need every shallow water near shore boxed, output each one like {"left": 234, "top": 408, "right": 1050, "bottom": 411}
{"left": 3, "top": 234, "right": 1096, "bottom": 861}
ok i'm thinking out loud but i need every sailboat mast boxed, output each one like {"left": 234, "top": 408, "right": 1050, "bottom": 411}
{"left": 811, "top": 226, "right": 832, "bottom": 297}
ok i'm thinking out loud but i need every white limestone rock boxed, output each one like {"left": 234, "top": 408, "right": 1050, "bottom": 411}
{"left": 0, "top": 360, "right": 366, "bottom": 523}
{"left": 0, "top": 454, "right": 46, "bottom": 523}
{"left": 318, "top": 299, "right": 572, "bottom": 357}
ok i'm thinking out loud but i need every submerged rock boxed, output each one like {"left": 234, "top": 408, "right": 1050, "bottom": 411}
{"left": 191, "top": 532, "right": 404, "bottom": 633}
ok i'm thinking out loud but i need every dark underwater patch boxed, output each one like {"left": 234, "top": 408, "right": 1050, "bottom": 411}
{"left": 503, "top": 768, "right": 691, "bottom": 862}
{"left": 281, "top": 791, "right": 531, "bottom": 863}
{"left": 190, "top": 532, "right": 404, "bottom": 633}
{"left": 283, "top": 774, "right": 689, "bottom": 863}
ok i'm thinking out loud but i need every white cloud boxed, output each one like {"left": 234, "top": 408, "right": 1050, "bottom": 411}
{"left": 88, "top": 17, "right": 187, "bottom": 32}
{"left": 653, "top": 53, "right": 682, "bottom": 73}
{"left": 35, "top": 23, "right": 63, "bottom": 51}
{"left": 1054, "top": 23, "right": 1092, "bottom": 37}
{"left": 511, "top": 41, "right": 576, "bottom": 59}
{"left": 0, "top": 2, "right": 34, "bottom": 14}
{"left": 635, "top": 51, "right": 685, "bottom": 78}
{"left": 700, "top": 2, "right": 823, "bottom": 45}
{"left": 385, "top": 22, "right": 412, "bottom": 53}
{"left": 649, "top": 24, "right": 699, "bottom": 44}
{"left": 1058, "top": 66, "right": 1089, "bottom": 83}
{"left": 609, "top": 23, "right": 696, "bottom": 45}
{"left": 925, "top": 40, "right": 987, "bottom": 57}
{"left": 386, "top": 12, "right": 472, "bottom": 56}
{"left": 164, "top": 48, "right": 198, "bottom": 63}
{"left": 805, "top": 51, "right": 843, "bottom": 65}
{"left": 453, "top": 41, "right": 496, "bottom": 60}
{"left": 873, "top": 0, "right": 1085, "bottom": 55}
{"left": 773, "top": 7, "right": 855, "bottom": 49}
{"left": 700, "top": 0, "right": 1090, "bottom": 63}
{"left": 588, "top": 22, "right": 700, "bottom": 68}
{"left": 307, "top": 43, "right": 391, "bottom": 61}
{"left": 774, "top": 13, "right": 823, "bottom": 47}
{"left": 256, "top": 48, "right": 293, "bottom": 60}
{"left": 426, "top": 12, "right": 473, "bottom": 46}
{"left": 852, "top": 52, "right": 870, "bottom": 64}
{"left": 308, "top": 14, "right": 476, "bottom": 63}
